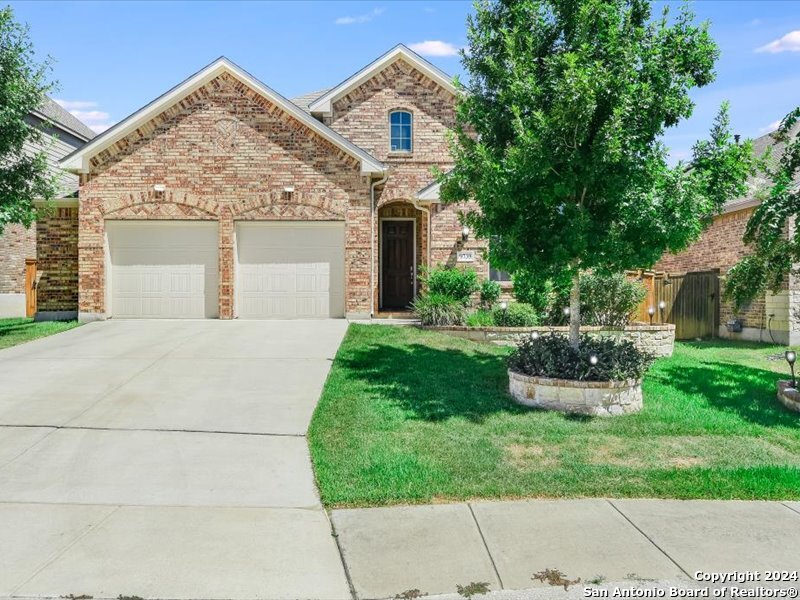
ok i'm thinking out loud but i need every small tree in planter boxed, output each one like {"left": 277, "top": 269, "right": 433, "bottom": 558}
{"left": 439, "top": 0, "right": 754, "bottom": 349}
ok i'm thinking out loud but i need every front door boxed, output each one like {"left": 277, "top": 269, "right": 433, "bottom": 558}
{"left": 381, "top": 220, "right": 414, "bottom": 310}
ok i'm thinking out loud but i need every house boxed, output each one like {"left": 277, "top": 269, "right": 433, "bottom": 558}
{"left": 47, "top": 44, "right": 488, "bottom": 321}
{"left": 0, "top": 98, "right": 95, "bottom": 319}
{"left": 654, "top": 125, "right": 800, "bottom": 345}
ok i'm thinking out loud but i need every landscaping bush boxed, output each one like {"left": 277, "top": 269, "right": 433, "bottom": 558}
{"left": 580, "top": 272, "right": 646, "bottom": 327}
{"left": 412, "top": 292, "right": 466, "bottom": 326}
{"left": 423, "top": 266, "right": 479, "bottom": 306}
{"left": 479, "top": 280, "right": 502, "bottom": 309}
{"left": 492, "top": 302, "right": 539, "bottom": 327}
{"left": 466, "top": 309, "right": 495, "bottom": 327}
{"left": 507, "top": 333, "right": 654, "bottom": 381}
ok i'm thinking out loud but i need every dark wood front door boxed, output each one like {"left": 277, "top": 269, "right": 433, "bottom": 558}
{"left": 381, "top": 220, "right": 415, "bottom": 310}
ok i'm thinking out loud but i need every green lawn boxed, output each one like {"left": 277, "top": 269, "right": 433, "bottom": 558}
{"left": 308, "top": 324, "right": 800, "bottom": 507}
{"left": 0, "top": 318, "right": 80, "bottom": 350}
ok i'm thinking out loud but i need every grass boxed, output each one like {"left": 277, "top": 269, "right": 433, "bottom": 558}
{"left": 308, "top": 324, "right": 800, "bottom": 507}
{"left": 0, "top": 317, "right": 80, "bottom": 350}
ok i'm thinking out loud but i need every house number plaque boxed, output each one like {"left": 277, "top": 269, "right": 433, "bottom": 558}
{"left": 457, "top": 250, "right": 476, "bottom": 263}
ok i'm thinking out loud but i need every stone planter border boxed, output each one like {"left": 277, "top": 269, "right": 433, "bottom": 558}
{"left": 776, "top": 381, "right": 800, "bottom": 414}
{"left": 426, "top": 323, "right": 675, "bottom": 357}
{"left": 508, "top": 369, "right": 643, "bottom": 416}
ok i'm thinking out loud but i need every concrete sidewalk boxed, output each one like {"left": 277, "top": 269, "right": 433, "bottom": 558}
{"left": 332, "top": 498, "right": 800, "bottom": 600}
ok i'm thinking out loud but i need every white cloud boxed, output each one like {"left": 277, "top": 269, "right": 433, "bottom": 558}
{"left": 54, "top": 99, "right": 115, "bottom": 133}
{"left": 756, "top": 30, "right": 800, "bottom": 53}
{"left": 759, "top": 119, "right": 782, "bottom": 133}
{"left": 335, "top": 7, "right": 383, "bottom": 25}
{"left": 408, "top": 40, "right": 460, "bottom": 57}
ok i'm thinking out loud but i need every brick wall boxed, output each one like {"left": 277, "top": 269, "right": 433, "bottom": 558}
{"left": 654, "top": 206, "right": 767, "bottom": 330}
{"left": 79, "top": 72, "right": 371, "bottom": 318}
{"left": 330, "top": 58, "right": 488, "bottom": 309}
{"left": 36, "top": 207, "right": 79, "bottom": 311}
{"left": 0, "top": 224, "right": 36, "bottom": 294}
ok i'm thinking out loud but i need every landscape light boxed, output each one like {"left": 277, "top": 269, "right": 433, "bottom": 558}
{"left": 499, "top": 301, "right": 508, "bottom": 310}
{"left": 658, "top": 300, "right": 666, "bottom": 310}
{"left": 563, "top": 307, "right": 570, "bottom": 316}
{"left": 648, "top": 306, "right": 655, "bottom": 325}
{"left": 530, "top": 331, "right": 539, "bottom": 340}
{"left": 786, "top": 350, "right": 797, "bottom": 388}
{"left": 589, "top": 355, "right": 598, "bottom": 366}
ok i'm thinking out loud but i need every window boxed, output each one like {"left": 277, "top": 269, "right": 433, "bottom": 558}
{"left": 390, "top": 111, "right": 412, "bottom": 152}
{"left": 490, "top": 266, "right": 512, "bottom": 282}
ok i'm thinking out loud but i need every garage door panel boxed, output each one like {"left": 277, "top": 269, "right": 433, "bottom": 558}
{"left": 107, "top": 222, "right": 219, "bottom": 319}
{"left": 236, "top": 222, "right": 344, "bottom": 319}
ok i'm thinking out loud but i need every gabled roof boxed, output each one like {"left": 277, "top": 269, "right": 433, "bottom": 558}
{"left": 416, "top": 178, "right": 442, "bottom": 202}
{"left": 60, "top": 57, "right": 386, "bottom": 175}
{"left": 34, "top": 97, "right": 96, "bottom": 141}
{"left": 308, "top": 44, "right": 457, "bottom": 116}
{"left": 291, "top": 88, "right": 332, "bottom": 114}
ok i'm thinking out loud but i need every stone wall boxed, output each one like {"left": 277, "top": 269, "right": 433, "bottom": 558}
{"left": 776, "top": 381, "right": 800, "bottom": 414}
{"left": 429, "top": 324, "right": 676, "bottom": 357}
{"left": 508, "top": 370, "right": 643, "bottom": 416}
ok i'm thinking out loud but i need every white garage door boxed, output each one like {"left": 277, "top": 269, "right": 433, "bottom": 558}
{"left": 236, "top": 222, "right": 345, "bottom": 319}
{"left": 107, "top": 221, "right": 219, "bottom": 319}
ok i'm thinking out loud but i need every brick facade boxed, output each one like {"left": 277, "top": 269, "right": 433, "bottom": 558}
{"left": 654, "top": 205, "right": 788, "bottom": 339}
{"left": 36, "top": 207, "right": 79, "bottom": 312}
{"left": 0, "top": 224, "right": 36, "bottom": 295}
{"left": 329, "top": 57, "right": 488, "bottom": 311}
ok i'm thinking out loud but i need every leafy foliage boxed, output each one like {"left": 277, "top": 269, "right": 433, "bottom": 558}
{"left": 724, "top": 107, "right": 800, "bottom": 310}
{"left": 580, "top": 272, "right": 646, "bottom": 327}
{"left": 422, "top": 266, "right": 479, "bottom": 306}
{"left": 466, "top": 308, "right": 495, "bottom": 327}
{"left": 439, "top": 0, "right": 754, "bottom": 346}
{"left": 0, "top": 7, "right": 58, "bottom": 232}
{"left": 412, "top": 292, "right": 466, "bottom": 326}
{"left": 508, "top": 333, "right": 654, "bottom": 381}
{"left": 479, "top": 279, "right": 502, "bottom": 308}
{"left": 492, "top": 302, "right": 539, "bottom": 327}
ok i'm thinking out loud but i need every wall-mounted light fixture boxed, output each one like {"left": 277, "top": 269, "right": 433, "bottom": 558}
{"left": 153, "top": 184, "right": 166, "bottom": 193}
{"left": 283, "top": 186, "right": 295, "bottom": 193}
{"left": 461, "top": 226, "right": 470, "bottom": 242}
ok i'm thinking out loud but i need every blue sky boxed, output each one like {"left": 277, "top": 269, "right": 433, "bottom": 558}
{"left": 9, "top": 0, "right": 800, "bottom": 162}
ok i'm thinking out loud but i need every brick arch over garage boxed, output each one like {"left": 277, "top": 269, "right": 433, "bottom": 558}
{"left": 103, "top": 190, "right": 219, "bottom": 220}
{"left": 231, "top": 191, "right": 345, "bottom": 221}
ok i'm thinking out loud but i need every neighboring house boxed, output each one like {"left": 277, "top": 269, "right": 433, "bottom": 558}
{"left": 51, "top": 44, "right": 488, "bottom": 321}
{"left": 0, "top": 98, "right": 95, "bottom": 318}
{"left": 654, "top": 125, "right": 800, "bottom": 344}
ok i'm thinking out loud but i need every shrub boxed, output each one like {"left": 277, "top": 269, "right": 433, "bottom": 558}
{"left": 492, "top": 302, "right": 539, "bottom": 327}
{"left": 507, "top": 333, "right": 654, "bottom": 382}
{"left": 580, "top": 272, "right": 646, "bottom": 327}
{"left": 424, "top": 266, "right": 479, "bottom": 306}
{"left": 412, "top": 292, "right": 466, "bottom": 326}
{"left": 479, "top": 280, "right": 502, "bottom": 309}
{"left": 466, "top": 309, "right": 495, "bottom": 327}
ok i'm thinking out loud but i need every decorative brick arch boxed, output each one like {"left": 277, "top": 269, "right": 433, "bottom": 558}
{"left": 231, "top": 191, "right": 346, "bottom": 220}
{"left": 102, "top": 190, "right": 218, "bottom": 219}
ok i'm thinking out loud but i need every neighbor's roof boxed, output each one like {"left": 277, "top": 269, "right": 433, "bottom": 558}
{"left": 34, "top": 97, "right": 96, "bottom": 141}
{"left": 724, "top": 120, "right": 800, "bottom": 214}
{"left": 290, "top": 88, "right": 332, "bottom": 114}
{"left": 307, "top": 44, "right": 457, "bottom": 116}
{"left": 60, "top": 57, "right": 386, "bottom": 176}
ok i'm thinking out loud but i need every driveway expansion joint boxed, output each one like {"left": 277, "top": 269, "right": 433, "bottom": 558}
{"left": 467, "top": 502, "right": 505, "bottom": 590}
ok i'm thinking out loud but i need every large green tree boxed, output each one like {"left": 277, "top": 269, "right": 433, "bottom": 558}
{"left": 440, "top": 0, "right": 754, "bottom": 347}
{"left": 0, "top": 6, "right": 57, "bottom": 233}
{"left": 724, "top": 108, "right": 800, "bottom": 311}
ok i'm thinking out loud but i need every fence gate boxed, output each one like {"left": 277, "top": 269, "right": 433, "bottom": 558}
{"left": 653, "top": 271, "right": 719, "bottom": 340}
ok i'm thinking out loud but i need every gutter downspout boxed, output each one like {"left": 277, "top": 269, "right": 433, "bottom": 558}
{"left": 370, "top": 173, "right": 389, "bottom": 318}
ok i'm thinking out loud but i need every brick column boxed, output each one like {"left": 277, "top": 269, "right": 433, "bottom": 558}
{"left": 218, "top": 208, "right": 234, "bottom": 319}
{"left": 78, "top": 196, "right": 106, "bottom": 321}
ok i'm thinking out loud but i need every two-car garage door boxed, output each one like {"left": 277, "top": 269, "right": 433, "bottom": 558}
{"left": 106, "top": 220, "right": 344, "bottom": 319}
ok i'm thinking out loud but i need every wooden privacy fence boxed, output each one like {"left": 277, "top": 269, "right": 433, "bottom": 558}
{"left": 629, "top": 270, "right": 720, "bottom": 340}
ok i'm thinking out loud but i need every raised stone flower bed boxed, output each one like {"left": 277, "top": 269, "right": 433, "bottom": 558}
{"left": 776, "top": 381, "right": 800, "bottom": 414}
{"left": 429, "top": 323, "right": 675, "bottom": 357}
{"left": 508, "top": 370, "right": 643, "bottom": 416}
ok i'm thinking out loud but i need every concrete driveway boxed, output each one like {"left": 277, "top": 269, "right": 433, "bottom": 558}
{"left": 0, "top": 319, "right": 352, "bottom": 599}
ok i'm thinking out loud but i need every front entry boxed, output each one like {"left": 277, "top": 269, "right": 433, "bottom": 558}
{"left": 381, "top": 219, "right": 415, "bottom": 310}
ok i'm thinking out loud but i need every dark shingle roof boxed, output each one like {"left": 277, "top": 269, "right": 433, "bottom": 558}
{"left": 35, "top": 97, "right": 96, "bottom": 141}
{"left": 290, "top": 88, "right": 331, "bottom": 113}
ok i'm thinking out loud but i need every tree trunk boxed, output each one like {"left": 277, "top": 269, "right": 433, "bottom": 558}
{"left": 569, "top": 272, "right": 580, "bottom": 349}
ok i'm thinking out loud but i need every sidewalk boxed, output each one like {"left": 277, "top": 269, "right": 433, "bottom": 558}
{"left": 331, "top": 498, "right": 800, "bottom": 600}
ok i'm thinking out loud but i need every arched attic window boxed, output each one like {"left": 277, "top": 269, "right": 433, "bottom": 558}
{"left": 389, "top": 110, "right": 413, "bottom": 152}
